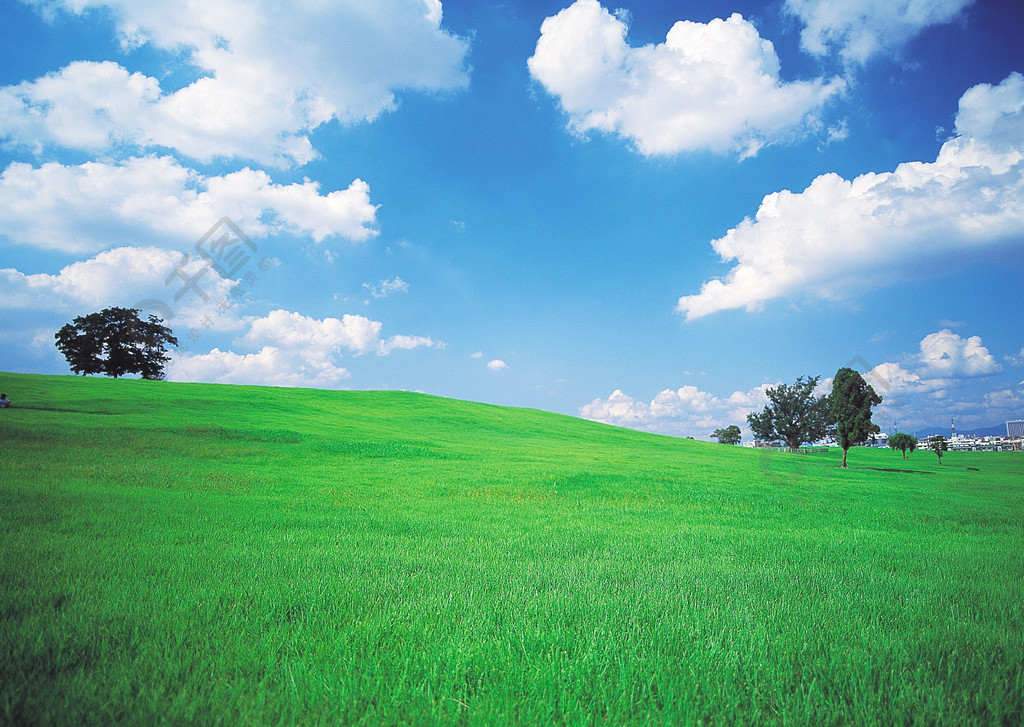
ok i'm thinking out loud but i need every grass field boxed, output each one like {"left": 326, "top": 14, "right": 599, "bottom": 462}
{"left": 1, "top": 371, "right": 1022, "bottom": 725}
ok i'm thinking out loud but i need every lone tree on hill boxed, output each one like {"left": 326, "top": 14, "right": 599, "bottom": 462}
{"left": 888, "top": 432, "right": 918, "bottom": 459}
{"left": 712, "top": 425, "right": 742, "bottom": 445}
{"left": 927, "top": 435, "right": 949, "bottom": 464}
{"left": 831, "top": 367, "right": 882, "bottom": 468}
{"left": 55, "top": 307, "right": 178, "bottom": 380}
{"left": 747, "top": 375, "right": 831, "bottom": 452}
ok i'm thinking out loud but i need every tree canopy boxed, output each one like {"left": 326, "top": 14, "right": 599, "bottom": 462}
{"left": 888, "top": 432, "right": 918, "bottom": 459}
{"left": 711, "top": 425, "right": 742, "bottom": 445}
{"left": 55, "top": 307, "right": 178, "bottom": 380}
{"left": 747, "top": 375, "right": 831, "bottom": 451}
{"left": 831, "top": 367, "right": 882, "bottom": 468}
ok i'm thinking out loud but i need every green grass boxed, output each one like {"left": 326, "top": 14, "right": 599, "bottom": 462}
{"left": 1, "top": 371, "right": 1022, "bottom": 726}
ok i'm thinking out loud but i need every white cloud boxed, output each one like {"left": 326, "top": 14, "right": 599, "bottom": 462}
{"left": 0, "top": 246, "right": 239, "bottom": 329}
{"left": 1005, "top": 347, "right": 1024, "bottom": 367}
{"left": 983, "top": 388, "right": 1024, "bottom": 410}
{"left": 918, "top": 329, "right": 1002, "bottom": 377}
{"left": 785, "top": 0, "right": 974, "bottom": 66}
{"left": 169, "top": 346, "right": 351, "bottom": 389}
{"left": 528, "top": 0, "right": 843, "bottom": 157}
{"left": 168, "top": 307, "right": 439, "bottom": 387}
{"left": 487, "top": 359, "right": 508, "bottom": 371}
{"left": 364, "top": 276, "right": 410, "bottom": 299}
{"left": 2, "top": 1, "right": 471, "bottom": 166}
{"left": 379, "top": 335, "right": 439, "bottom": 355}
{"left": 470, "top": 351, "right": 484, "bottom": 359}
{"left": 0, "top": 156, "right": 378, "bottom": 253}
{"left": 241, "top": 309, "right": 438, "bottom": 358}
{"left": 580, "top": 389, "right": 649, "bottom": 425}
{"left": 580, "top": 382, "right": 773, "bottom": 437}
{"left": 863, "top": 361, "right": 947, "bottom": 399}
{"left": 676, "top": 72, "right": 1024, "bottom": 319}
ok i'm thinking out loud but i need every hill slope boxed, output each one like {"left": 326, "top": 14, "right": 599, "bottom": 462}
{"left": 1, "top": 372, "right": 1022, "bottom": 725}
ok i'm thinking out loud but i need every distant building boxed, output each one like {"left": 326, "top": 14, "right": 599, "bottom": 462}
{"left": 1008, "top": 420, "right": 1024, "bottom": 438}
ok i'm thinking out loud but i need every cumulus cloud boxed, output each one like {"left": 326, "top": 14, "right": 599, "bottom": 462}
{"left": 2, "top": 1, "right": 471, "bottom": 166}
{"left": 241, "top": 309, "right": 438, "bottom": 357}
{"left": 0, "top": 246, "right": 239, "bottom": 329}
{"left": 0, "top": 156, "right": 378, "bottom": 253}
{"left": 580, "top": 382, "right": 773, "bottom": 437}
{"left": 1005, "top": 348, "right": 1024, "bottom": 367}
{"left": 487, "top": 359, "right": 509, "bottom": 371}
{"left": 168, "top": 346, "right": 352, "bottom": 389}
{"left": 168, "top": 308, "right": 440, "bottom": 387}
{"left": 677, "top": 72, "right": 1024, "bottom": 320}
{"left": 785, "top": 0, "right": 974, "bottom": 66}
{"left": 918, "top": 329, "right": 1002, "bottom": 377}
{"left": 863, "top": 360, "right": 944, "bottom": 396}
{"left": 527, "top": 0, "right": 843, "bottom": 158}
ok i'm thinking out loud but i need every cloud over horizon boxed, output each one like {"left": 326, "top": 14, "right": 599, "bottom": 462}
{"left": 168, "top": 308, "right": 440, "bottom": 388}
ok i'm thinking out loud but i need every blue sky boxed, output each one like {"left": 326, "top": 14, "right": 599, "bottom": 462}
{"left": 1, "top": 0, "right": 1022, "bottom": 439}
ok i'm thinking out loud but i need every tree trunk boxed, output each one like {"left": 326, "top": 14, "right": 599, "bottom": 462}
{"left": 841, "top": 447, "right": 849, "bottom": 468}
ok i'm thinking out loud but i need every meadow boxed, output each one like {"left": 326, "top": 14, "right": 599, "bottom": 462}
{"left": 1, "top": 371, "right": 1021, "bottom": 726}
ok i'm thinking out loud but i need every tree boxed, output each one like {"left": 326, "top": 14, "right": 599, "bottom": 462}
{"left": 831, "top": 367, "right": 882, "bottom": 468}
{"left": 927, "top": 435, "right": 949, "bottom": 464}
{"left": 55, "top": 307, "right": 178, "bottom": 380}
{"left": 888, "top": 432, "right": 918, "bottom": 459}
{"left": 712, "top": 425, "right": 742, "bottom": 445}
{"left": 747, "top": 375, "right": 831, "bottom": 452}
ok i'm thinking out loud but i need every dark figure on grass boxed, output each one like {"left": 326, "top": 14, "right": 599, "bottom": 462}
{"left": 0, "top": 393, "right": 9, "bottom": 408}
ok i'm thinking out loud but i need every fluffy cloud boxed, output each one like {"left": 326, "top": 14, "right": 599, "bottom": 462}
{"left": 1005, "top": 348, "right": 1024, "bottom": 367}
{"left": 580, "top": 383, "right": 773, "bottom": 437}
{"left": 487, "top": 359, "right": 509, "bottom": 371}
{"left": 677, "top": 73, "right": 1024, "bottom": 319}
{"left": 241, "top": 309, "right": 439, "bottom": 357}
{"left": 918, "top": 329, "right": 1002, "bottom": 377}
{"left": 168, "top": 308, "right": 440, "bottom": 388}
{"left": 785, "top": 0, "right": 974, "bottom": 66}
{"left": 863, "top": 361, "right": 943, "bottom": 396}
{"left": 0, "top": 246, "right": 238, "bottom": 329}
{"left": 168, "top": 347, "right": 352, "bottom": 389}
{"left": 2, "top": 1, "right": 470, "bottom": 165}
{"left": 0, "top": 156, "right": 378, "bottom": 253}
{"left": 528, "top": 0, "right": 843, "bottom": 158}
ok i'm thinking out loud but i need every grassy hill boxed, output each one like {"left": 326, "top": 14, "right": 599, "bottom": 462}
{"left": 1, "top": 371, "right": 1022, "bottom": 725}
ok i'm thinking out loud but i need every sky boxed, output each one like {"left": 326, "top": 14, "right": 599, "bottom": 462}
{"left": 1, "top": 0, "right": 1022, "bottom": 440}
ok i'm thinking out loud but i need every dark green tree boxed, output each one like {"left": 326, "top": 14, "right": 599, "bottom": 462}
{"left": 831, "top": 367, "right": 882, "bottom": 468}
{"left": 927, "top": 435, "right": 949, "bottom": 464}
{"left": 711, "top": 425, "right": 742, "bottom": 445}
{"left": 55, "top": 307, "right": 178, "bottom": 380}
{"left": 747, "top": 375, "right": 831, "bottom": 452}
{"left": 888, "top": 432, "right": 918, "bottom": 459}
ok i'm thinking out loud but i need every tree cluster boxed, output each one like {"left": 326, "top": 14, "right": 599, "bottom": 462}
{"left": 745, "top": 368, "right": 883, "bottom": 468}
{"left": 55, "top": 307, "right": 178, "bottom": 380}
